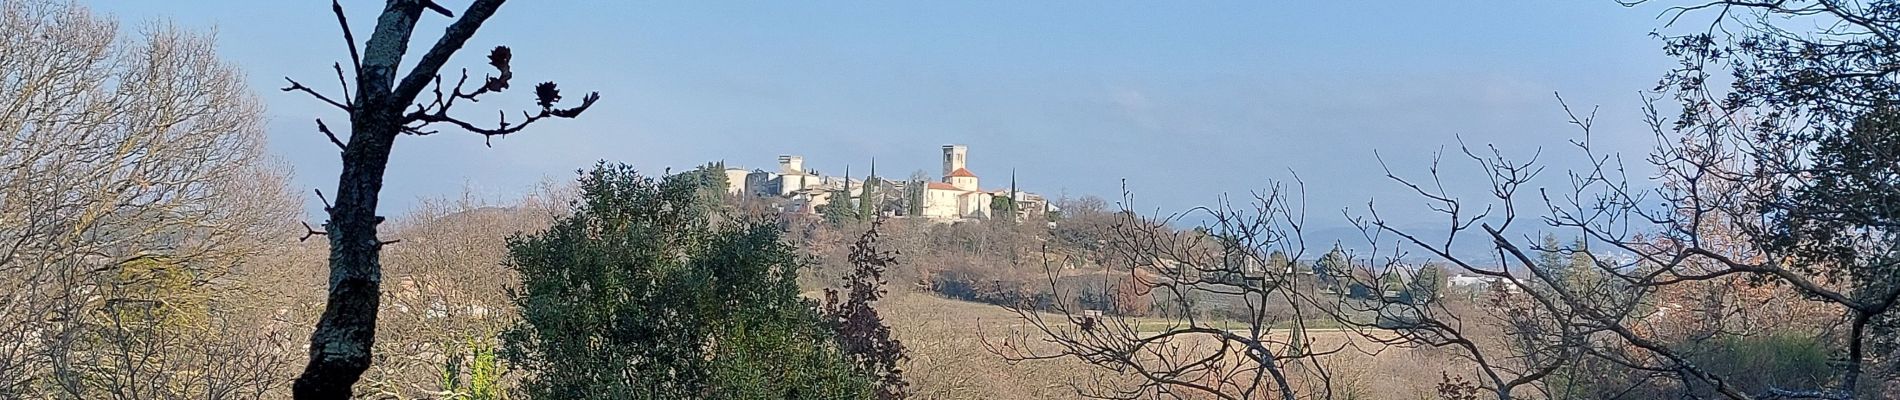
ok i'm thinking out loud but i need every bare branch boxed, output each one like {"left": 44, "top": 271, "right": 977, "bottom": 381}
{"left": 316, "top": 118, "right": 345, "bottom": 150}
{"left": 314, "top": 188, "right": 333, "bottom": 212}
{"left": 281, "top": 77, "right": 350, "bottom": 111}
{"left": 393, "top": 0, "right": 509, "bottom": 105}
{"left": 301, "top": 221, "right": 328, "bottom": 242}
{"left": 331, "top": 0, "right": 360, "bottom": 74}
{"left": 332, "top": 62, "right": 352, "bottom": 107}
{"left": 421, "top": 0, "right": 454, "bottom": 18}
{"left": 406, "top": 90, "right": 600, "bottom": 146}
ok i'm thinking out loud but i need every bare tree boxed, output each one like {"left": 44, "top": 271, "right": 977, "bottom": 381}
{"left": 52, "top": 280, "right": 296, "bottom": 400}
{"left": 280, "top": 1, "right": 597, "bottom": 397}
{"left": 0, "top": 0, "right": 300, "bottom": 397}
{"left": 993, "top": 2, "right": 1900, "bottom": 397}
{"left": 987, "top": 185, "right": 1354, "bottom": 400}
{"left": 1289, "top": 2, "right": 1900, "bottom": 398}
{"left": 1348, "top": 90, "right": 1896, "bottom": 398}
{"left": 356, "top": 190, "right": 555, "bottom": 398}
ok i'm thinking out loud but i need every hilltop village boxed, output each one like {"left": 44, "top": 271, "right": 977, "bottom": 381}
{"left": 717, "top": 144, "right": 1053, "bottom": 222}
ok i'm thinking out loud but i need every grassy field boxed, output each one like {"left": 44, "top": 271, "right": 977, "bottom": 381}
{"left": 880, "top": 292, "right": 1476, "bottom": 399}
{"left": 879, "top": 291, "right": 1111, "bottom": 399}
{"left": 1118, "top": 316, "right": 1351, "bottom": 334}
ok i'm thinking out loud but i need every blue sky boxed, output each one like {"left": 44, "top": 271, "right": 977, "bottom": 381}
{"left": 92, "top": 1, "right": 1686, "bottom": 243}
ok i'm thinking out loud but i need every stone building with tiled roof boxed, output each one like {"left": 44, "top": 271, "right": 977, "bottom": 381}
{"left": 722, "top": 144, "right": 1049, "bottom": 222}
{"left": 920, "top": 144, "right": 998, "bottom": 220}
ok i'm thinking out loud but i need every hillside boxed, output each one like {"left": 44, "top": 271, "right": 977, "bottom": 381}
{"left": 879, "top": 292, "right": 1470, "bottom": 400}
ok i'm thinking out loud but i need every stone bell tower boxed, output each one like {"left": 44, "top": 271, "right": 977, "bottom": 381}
{"left": 942, "top": 144, "right": 977, "bottom": 191}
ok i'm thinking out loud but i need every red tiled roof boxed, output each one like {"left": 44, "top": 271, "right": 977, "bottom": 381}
{"left": 926, "top": 182, "right": 961, "bottom": 190}
{"left": 946, "top": 168, "right": 977, "bottom": 178}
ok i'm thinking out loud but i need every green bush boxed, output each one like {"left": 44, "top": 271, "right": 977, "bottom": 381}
{"left": 501, "top": 163, "right": 873, "bottom": 399}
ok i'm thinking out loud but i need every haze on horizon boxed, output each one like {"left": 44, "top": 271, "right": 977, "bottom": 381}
{"left": 95, "top": 1, "right": 1683, "bottom": 240}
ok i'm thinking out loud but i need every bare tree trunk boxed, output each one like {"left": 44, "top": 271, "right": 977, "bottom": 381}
{"left": 294, "top": 126, "right": 398, "bottom": 398}
{"left": 291, "top": 3, "right": 415, "bottom": 393}
{"left": 287, "top": 1, "right": 595, "bottom": 397}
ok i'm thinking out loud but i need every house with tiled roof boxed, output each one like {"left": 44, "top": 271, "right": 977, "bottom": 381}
{"left": 719, "top": 144, "right": 1047, "bottom": 222}
{"left": 919, "top": 144, "right": 1000, "bottom": 221}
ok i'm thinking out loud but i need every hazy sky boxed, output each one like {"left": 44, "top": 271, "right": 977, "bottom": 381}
{"left": 91, "top": 1, "right": 1687, "bottom": 243}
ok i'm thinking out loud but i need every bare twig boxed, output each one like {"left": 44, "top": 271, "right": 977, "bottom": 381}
{"left": 301, "top": 221, "right": 328, "bottom": 242}
{"left": 314, "top": 188, "right": 333, "bottom": 212}
{"left": 316, "top": 118, "right": 345, "bottom": 150}
{"left": 331, "top": 0, "right": 360, "bottom": 73}
{"left": 282, "top": 77, "right": 350, "bottom": 111}
{"left": 332, "top": 62, "right": 352, "bottom": 107}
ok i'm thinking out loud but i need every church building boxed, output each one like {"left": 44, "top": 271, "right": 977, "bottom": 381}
{"left": 920, "top": 144, "right": 999, "bottom": 220}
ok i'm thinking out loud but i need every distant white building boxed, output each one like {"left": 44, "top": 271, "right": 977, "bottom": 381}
{"left": 770, "top": 155, "right": 821, "bottom": 196}
{"left": 920, "top": 145, "right": 1002, "bottom": 221}
{"left": 722, "top": 167, "right": 751, "bottom": 195}
{"left": 1447, "top": 273, "right": 1518, "bottom": 294}
{"left": 718, "top": 144, "right": 1045, "bottom": 222}
{"left": 729, "top": 155, "right": 840, "bottom": 198}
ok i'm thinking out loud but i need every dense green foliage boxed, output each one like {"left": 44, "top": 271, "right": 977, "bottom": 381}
{"left": 858, "top": 175, "right": 881, "bottom": 221}
{"left": 502, "top": 163, "right": 873, "bottom": 399}
{"left": 818, "top": 189, "right": 862, "bottom": 225}
{"left": 989, "top": 196, "right": 1017, "bottom": 222}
